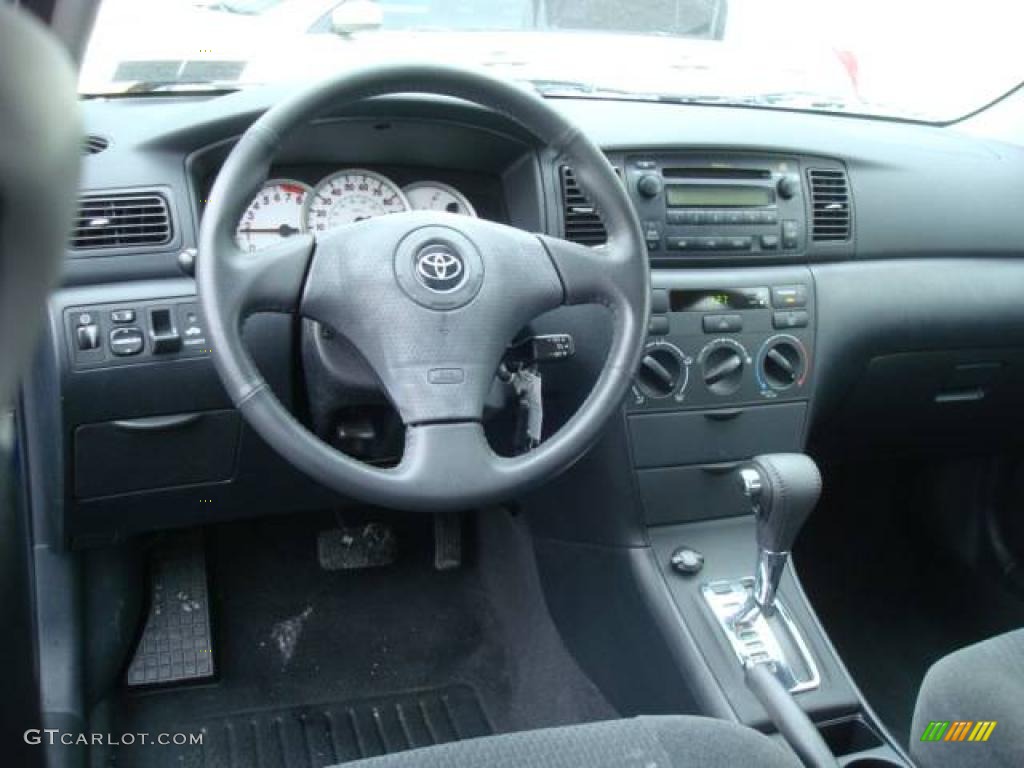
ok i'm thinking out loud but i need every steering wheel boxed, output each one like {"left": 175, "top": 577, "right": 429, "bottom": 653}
{"left": 198, "top": 64, "right": 650, "bottom": 512}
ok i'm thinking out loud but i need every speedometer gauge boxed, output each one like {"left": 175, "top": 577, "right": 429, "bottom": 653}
{"left": 235, "top": 180, "right": 311, "bottom": 253}
{"left": 305, "top": 169, "right": 408, "bottom": 233}
{"left": 403, "top": 181, "right": 477, "bottom": 217}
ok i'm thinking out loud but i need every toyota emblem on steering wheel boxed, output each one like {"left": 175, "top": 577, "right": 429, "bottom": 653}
{"left": 415, "top": 246, "right": 465, "bottom": 292}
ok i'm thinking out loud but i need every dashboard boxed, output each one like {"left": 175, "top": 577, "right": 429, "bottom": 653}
{"left": 23, "top": 87, "right": 1024, "bottom": 546}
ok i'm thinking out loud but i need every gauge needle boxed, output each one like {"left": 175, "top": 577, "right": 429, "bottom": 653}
{"left": 238, "top": 224, "right": 300, "bottom": 236}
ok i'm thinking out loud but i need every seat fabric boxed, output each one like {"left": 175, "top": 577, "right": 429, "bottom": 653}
{"left": 330, "top": 714, "right": 800, "bottom": 768}
{"left": 911, "top": 628, "right": 1024, "bottom": 768}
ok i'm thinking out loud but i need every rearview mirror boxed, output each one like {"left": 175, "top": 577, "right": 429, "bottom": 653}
{"left": 331, "top": 0, "right": 383, "bottom": 36}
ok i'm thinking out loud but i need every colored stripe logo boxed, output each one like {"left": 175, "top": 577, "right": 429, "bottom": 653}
{"left": 920, "top": 721, "right": 996, "bottom": 742}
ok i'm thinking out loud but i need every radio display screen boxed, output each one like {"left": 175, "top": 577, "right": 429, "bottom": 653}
{"left": 666, "top": 184, "right": 775, "bottom": 208}
{"left": 670, "top": 288, "right": 770, "bottom": 312}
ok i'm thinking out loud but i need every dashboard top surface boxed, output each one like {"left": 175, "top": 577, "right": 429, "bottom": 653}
{"left": 70, "top": 88, "right": 1024, "bottom": 287}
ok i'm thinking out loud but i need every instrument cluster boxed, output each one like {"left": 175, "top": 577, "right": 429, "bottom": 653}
{"left": 235, "top": 168, "right": 477, "bottom": 252}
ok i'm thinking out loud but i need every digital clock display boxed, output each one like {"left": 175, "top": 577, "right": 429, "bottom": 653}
{"left": 670, "top": 288, "right": 770, "bottom": 312}
{"left": 666, "top": 184, "right": 775, "bottom": 208}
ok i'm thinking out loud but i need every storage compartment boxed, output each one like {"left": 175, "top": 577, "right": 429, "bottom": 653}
{"left": 815, "top": 716, "right": 907, "bottom": 767}
{"left": 74, "top": 410, "right": 241, "bottom": 498}
{"left": 818, "top": 716, "right": 884, "bottom": 756}
{"left": 637, "top": 463, "right": 752, "bottom": 524}
{"left": 627, "top": 402, "right": 806, "bottom": 469}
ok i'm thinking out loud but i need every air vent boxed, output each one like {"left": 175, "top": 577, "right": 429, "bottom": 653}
{"left": 808, "top": 168, "right": 852, "bottom": 242}
{"left": 560, "top": 165, "right": 608, "bottom": 246}
{"left": 71, "top": 192, "right": 172, "bottom": 250}
{"left": 82, "top": 135, "right": 109, "bottom": 155}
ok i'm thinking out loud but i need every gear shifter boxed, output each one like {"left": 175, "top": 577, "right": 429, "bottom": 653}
{"left": 730, "top": 453, "right": 822, "bottom": 624}
{"left": 701, "top": 453, "right": 823, "bottom": 693}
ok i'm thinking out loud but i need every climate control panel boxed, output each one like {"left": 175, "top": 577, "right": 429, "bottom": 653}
{"left": 629, "top": 268, "right": 815, "bottom": 411}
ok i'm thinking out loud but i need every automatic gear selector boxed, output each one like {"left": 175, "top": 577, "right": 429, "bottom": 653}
{"left": 733, "top": 453, "right": 822, "bottom": 621}
{"left": 702, "top": 453, "right": 823, "bottom": 693}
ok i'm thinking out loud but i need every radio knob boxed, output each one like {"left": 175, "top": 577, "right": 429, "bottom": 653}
{"left": 637, "top": 173, "right": 664, "bottom": 199}
{"left": 701, "top": 343, "right": 745, "bottom": 396}
{"left": 777, "top": 174, "right": 800, "bottom": 200}
{"left": 636, "top": 344, "right": 684, "bottom": 398}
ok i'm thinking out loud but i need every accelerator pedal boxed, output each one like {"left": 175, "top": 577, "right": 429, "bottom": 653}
{"left": 434, "top": 511, "right": 462, "bottom": 571}
{"left": 126, "top": 530, "right": 214, "bottom": 687}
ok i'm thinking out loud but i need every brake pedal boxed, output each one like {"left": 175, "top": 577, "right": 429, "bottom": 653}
{"left": 126, "top": 530, "right": 214, "bottom": 687}
{"left": 318, "top": 522, "right": 396, "bottom": 570}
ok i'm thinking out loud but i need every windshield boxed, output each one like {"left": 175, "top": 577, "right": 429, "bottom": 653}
{"left": 80, "top": 0, "right": 1024, "bottom": 123}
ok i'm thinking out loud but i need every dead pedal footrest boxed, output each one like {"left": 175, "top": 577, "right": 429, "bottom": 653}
{"left": 127, "top": 530, "right": 214, "bottom": 687}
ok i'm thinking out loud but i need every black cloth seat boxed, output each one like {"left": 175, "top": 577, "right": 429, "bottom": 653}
{"left": 912, "top": 628, "right": 1024, "bottom": 768}
{"left": 331, "top": 715, "right": 800, "bottom": 768}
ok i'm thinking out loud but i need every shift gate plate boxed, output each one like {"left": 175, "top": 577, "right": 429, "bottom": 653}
{"left": 702, "top": 577, "right": 820, "bottom": 694}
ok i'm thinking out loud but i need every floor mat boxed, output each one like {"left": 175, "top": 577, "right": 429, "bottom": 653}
{"left": 113, "top": 686, "right": 490, "bottom": 768}
{"left": 93, "top": 510, "right": 615, "bottom": 767}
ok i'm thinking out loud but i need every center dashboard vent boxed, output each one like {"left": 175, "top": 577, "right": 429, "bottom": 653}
{"left": 71, "top": 191, "right": 173, "bottom": 250}
{"left": 560, "top": 165, "right": 611, "bottom": 246}
{"left": 807, "top": 168, "right": 852, "bottom": 242}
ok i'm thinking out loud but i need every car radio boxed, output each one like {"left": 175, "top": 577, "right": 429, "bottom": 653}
{"left": 624, "top": 154, "right": 808, "bottom": 259}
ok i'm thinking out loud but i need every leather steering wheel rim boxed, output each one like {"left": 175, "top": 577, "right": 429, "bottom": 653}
{"left": 198, "top": 63, "right": 650, "bottom": 512}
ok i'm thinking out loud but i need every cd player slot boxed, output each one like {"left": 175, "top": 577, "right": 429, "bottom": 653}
{"left": 663, "top": 167, "right": 772, "bottom": 180}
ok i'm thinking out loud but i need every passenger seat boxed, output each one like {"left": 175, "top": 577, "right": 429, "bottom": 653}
{"left": 911, "top": 629, "right": 1024, "bottom": 767}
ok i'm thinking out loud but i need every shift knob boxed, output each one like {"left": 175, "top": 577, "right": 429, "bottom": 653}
{"left": 732, "top": 453, "right": 821, "bottom": 622}
{"left": 741, "top": 453, "right": 822, "bottom": 555}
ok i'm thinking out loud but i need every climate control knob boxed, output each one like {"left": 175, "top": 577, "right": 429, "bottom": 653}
{"left": 636, "top": 343, "right": 686, "bottom": 399}
{"left": 700, "top": 340, "right": 747, "bottom": 396}
{"left": 758, "top": 336, "right": 807, "bottom": 392}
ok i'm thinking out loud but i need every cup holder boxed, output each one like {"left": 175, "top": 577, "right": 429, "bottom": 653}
{"left": 818, "top": 716, "right": 883, "bottom": 756}
{"left": 816, "top": 716, "right": 906, "bottom": 766}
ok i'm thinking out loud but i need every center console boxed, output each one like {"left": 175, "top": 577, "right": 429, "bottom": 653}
{"left": 586, "top": 152, "right": 823, "bottom": 526}
{"left": 621, "top": 264, "right": 816, "bottom": 527}
{"left": 527, "top": 150, "right": 905, "bottom": 765}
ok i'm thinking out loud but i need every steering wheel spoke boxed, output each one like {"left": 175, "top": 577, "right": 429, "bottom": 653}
{"left": 394, "top": 421, "right": 507, "bottom": 505}
{"left": 538, "top": 234, "right": 638, "bottom": 309}
{"left": 219, "top": 234, "right": 316, "bottom": 321}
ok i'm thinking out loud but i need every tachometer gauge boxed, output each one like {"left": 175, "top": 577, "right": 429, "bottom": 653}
{"left": 235, "top": 179, "right": 311, "bottom": 253}
{"left": 305, "top": 169, "right": 409, "bottom": 233}
{"left": 403, "top": 181, "right": 477, "bottom": 217}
